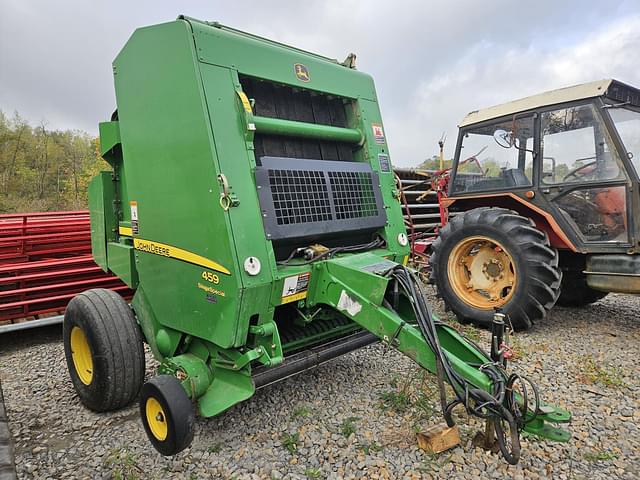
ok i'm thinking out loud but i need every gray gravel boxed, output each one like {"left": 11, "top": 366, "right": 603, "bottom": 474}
{"left": 0, "top": 291, "right": 639, "bottom": 479}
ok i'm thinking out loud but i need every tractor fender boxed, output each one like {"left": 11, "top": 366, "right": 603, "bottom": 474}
{"left": 442, "top": 193, "right": 577, "bottom": 252}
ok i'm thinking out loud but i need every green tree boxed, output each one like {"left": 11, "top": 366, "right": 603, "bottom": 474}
{"left": 0, "top": 110, "right": 110, "bottom": 213}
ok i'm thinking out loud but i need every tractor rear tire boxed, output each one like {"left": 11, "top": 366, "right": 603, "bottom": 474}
{"left": 430, "top": 207, "right": 561, "bottom": 330}
{"left": 63, "top": 288, "right": 145, "bottom": 412}
{"left": 556, "top": 270, "right": 608, "bottom": 307}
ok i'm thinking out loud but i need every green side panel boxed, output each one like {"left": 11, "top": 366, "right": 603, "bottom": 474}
{"left": 113, "top": 20, "right": 243, "bottom": 348}
{"left": 98, "top": 121, "right": 121, "bottom": 166}
{"left": 106, "top": 242, "right": 138, "bottom": 288}
{"left": 198, "top": 64, "right": 276, "bottom": 341}
{"left": 88, "top": 172, "right": 116, "bottom": 271}
{"left": 357, "top": 98, "right": 409, "bottom": 260}
{"left": 187, "top": 18, "right": 377, "bottom": 100}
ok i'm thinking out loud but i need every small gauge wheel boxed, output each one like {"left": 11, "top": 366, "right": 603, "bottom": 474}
{"left": 140, "top": 375, "right": 195, "bottom": 456}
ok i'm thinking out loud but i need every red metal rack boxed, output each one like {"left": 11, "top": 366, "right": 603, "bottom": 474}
{"left": 0, "top": 211, "right": 130, "bottom": 329}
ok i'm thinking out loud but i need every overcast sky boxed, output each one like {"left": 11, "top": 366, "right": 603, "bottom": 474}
{"left": 2, "top": 0, "right": 640, "bottom": 167}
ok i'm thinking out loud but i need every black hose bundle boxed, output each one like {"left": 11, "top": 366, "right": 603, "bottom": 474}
{"left": 277, "top": 237, "right": 385, "bottom": 266}
{"left": 384, "top": 265, "right": 532, "bottom": 464}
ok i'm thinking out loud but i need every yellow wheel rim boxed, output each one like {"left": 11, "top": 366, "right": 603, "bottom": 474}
{"left": 146, "top": 397, "right": 168, "bottom": 441}
{"left": 70, "top": 326, "right": 93, "bottom": 385}
{"left": 447, "top": 236, "right": 516, "bottom": 310}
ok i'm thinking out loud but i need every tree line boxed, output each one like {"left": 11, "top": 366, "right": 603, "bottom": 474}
{"left": 0, "top": 111, "right": 109, "bottom": 213}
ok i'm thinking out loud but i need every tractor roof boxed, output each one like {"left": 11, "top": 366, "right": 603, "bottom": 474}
{"left": 459, "top": 79, "right": 639, "bottom": 127}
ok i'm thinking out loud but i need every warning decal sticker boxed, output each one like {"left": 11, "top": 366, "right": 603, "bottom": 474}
{"left": 281, "top": 272, "right": 311, "bottom": 304}
{"left": 372, "top": 124, "right": 385, "bottom": 144}
{"left": 294, "top": 63, "right": 311, "bottom": 82}
{"left": 378, "top": 153, "right": 391, "bottom": 172}
{"left": 130, "top": 201, "right": 139, "bottom": 234}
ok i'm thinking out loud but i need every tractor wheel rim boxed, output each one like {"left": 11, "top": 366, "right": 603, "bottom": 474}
{"left": 70, "top": 326, "right": 94, "bottom": 385}
{"left": 146, "top": 397, "right": 168, "bottom": 441}
{"left": 447, "top": 235, "right": 516, "bottom": 310}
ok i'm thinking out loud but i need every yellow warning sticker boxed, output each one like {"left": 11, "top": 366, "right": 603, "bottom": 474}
{"left": 281, "top": 272, "right": 310, "bottom": 304}
{"left": 133, "top": 238, "right": 231, "bottom": 275}
{"left": 281, "top": 291, "right": 307, "bottom": 304}
{"left": 236, "top": 91, "right": 253, "bottom": 113}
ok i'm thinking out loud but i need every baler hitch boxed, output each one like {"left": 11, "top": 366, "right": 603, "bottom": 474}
{"left": 308, "top": 255, "right": 571, "bottom": 465}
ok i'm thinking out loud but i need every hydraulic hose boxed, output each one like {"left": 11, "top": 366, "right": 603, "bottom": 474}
{"left": 384, "top": 265, "right": 526, "bottom": 464}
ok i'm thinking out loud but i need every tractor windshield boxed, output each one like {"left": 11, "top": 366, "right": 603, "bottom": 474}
{"left": 608, "top": 107, "right": 640, "bottom": 176}
{"left": 450, "top": 116, "right": 534, "bottom": 194}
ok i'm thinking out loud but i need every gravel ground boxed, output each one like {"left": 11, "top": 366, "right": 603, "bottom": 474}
{"left": 0, "top": 290, "right": 639, "bottom": 479}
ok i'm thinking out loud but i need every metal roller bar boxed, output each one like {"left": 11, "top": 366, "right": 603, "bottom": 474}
{"left": 402, "top": 190, "right": 436, "bottom": 196}
{"left": 405, "top": 213, "right": 442, "bottom": 220}
{"left": 252, "top": 330, "right": 378, "bottom": 389}
{"left": 409, "top": 222, "right": 441, "bottom": 230}
{"left": 252, "top": 116, "right": 363, "bottom": 144}
{"left": 405, "top": 203, "right": 439, "bottom": 209}
{"left": 0, "top": 314, "right": 63, "bottom": 334}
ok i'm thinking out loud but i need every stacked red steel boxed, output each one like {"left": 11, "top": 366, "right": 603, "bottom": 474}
{"left": 0, "top": 211, "right": 130, "bottom": 325}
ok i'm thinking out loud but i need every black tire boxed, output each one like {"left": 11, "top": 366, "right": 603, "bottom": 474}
{"left": 63, "top": 288, "right": 145, "bottom": 412}
{"left": 430, "top": 207, "right": 561, "bottom": 330}
{"left": 140, "top": 375, "right": 195, "bottom": 456}
{"left": 556, "top": 270, "right": 608, "bottom": 307}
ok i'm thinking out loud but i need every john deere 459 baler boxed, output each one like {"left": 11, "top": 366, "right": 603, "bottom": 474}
{"left": 63, "top": 16, "right": 570, "bottom": 463}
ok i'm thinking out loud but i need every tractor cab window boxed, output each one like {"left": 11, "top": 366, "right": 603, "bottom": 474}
{"left": 607, "top": 106, "right": 640, "bottom": 177}
{"left": 451, "top": 117, "right": 534, "bottom": 194}
{"left": 541, "top": 104, "right": 625, "bottom": 184}
{"left": 542, "top": 104, "right": 629, "bottom": 243}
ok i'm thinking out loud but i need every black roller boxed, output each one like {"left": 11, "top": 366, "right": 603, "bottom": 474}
{"left": 253, "top": 331, "right": 378, "bottom": 389}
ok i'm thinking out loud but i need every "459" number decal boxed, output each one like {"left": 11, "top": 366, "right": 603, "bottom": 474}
{"left": 201, "top": 271, "right": 220, "bottom": 284}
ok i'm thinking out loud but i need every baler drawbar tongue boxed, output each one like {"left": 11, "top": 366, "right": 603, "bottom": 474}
{"left": 306, "top": 252, "right": 571, "bottom": 464}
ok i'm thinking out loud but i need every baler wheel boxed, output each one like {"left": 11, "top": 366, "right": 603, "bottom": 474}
{"left": 63, "top": 289, "right": 145, "bottom": 411}
{"left": 140, "top": 375, "right": 195, "bottom": 456}
{"left": 430, "top": 207, "right": 561, "bottom": 330}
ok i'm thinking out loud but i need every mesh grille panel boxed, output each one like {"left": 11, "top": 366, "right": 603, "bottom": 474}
{"left": 256, "top": 157, "right": 386, "bottom": 241}
{"left": 269, "top": 169, "right": 332, "bottom": 225}
{"left": 329, "top": 171, "right": 378, "bottom": 220}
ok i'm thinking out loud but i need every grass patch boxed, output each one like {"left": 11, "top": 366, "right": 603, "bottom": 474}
{"left": 584, "top": 450, "right": 619, "bottom": 462}
{"left": 379, "top": 371, "right": 437, "bottom": 423}
{"left": 577, "top": 356, "right": 626, "bottom": 388}
{"left": 379, "top": 388, "right": 413, "bottom": 413}
{"left": 280, "top": 432, "right": 300, "bottom": 454}
{"left": 508, "top": 334, "right": 529, "bottom": 360}
{"left": 208, "top": 442, "right": 223, "bottom": 454}
{"left": 304, "top": 467, "right": 323, "bottom": 479}
{"left": 340, "top": 416, "right": 360, "bottom": 437}
{"left": 292, "top": 405, "right": 312, "bottom": 419}
{"left": 414, "top": 389, "right": 435, "bottom": 419}
{"left": 359, "top": 441, "right": 383, "bottom": 455}
{"left": 104, "top": 447, "right": 144, "bottom": 480}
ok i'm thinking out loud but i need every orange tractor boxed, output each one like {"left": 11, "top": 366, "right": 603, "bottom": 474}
{"left": 428, "top": 79, "right": 640, "bottom": 330}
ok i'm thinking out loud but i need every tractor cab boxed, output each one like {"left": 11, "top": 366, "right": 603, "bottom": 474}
{"left": 448, "top": 79, "right": 640, "bottom": 252}
{"left": 431, "top": 80, "right": 640, "bottom": 332}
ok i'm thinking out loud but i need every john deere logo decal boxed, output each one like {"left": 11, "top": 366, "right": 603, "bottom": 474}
{"left": 294, "top": 63, "right": 310, "bottom": 82}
